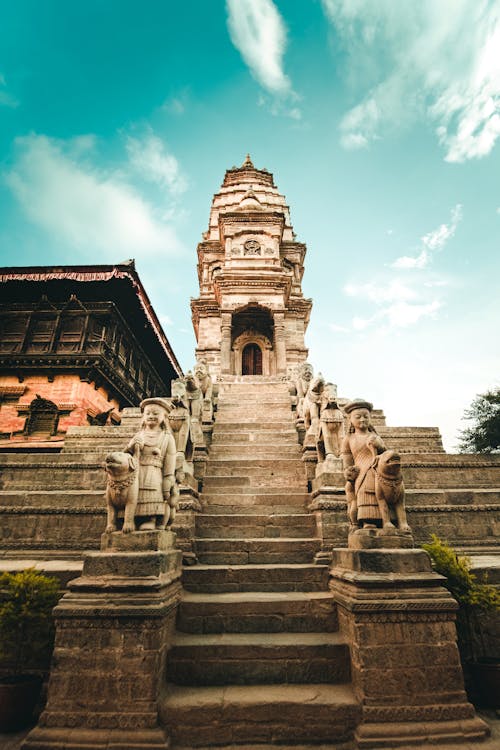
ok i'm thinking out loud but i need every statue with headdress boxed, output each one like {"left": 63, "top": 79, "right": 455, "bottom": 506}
{"left": 125, "top": 397, "right": 178, "bottom": 530}
{"left": 341, "top": 399, "right": 410, "bottom": 534}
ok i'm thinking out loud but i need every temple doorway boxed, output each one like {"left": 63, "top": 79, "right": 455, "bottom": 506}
{"left": 242, "top": 343, "right": 263, "bottom": 375}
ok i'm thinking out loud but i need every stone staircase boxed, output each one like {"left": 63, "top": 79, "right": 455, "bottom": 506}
{"left": 160, "top": 379, "right": 361, "bottom": 747}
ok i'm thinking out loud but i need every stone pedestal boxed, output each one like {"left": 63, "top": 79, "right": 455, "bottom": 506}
{"left": 330, "top": 547, "right": 490, "bottom": 748}
{"left": 175, "top": 473, "right": 202, "bottom": 565}
{"left": 309, "top": 463, "right": 349, "bottom": 562}
{"left": 23, "top": 530, "right": 183, "bottom": 750}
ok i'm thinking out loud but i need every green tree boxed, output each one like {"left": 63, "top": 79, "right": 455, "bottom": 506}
{"left": 458, "top": 388, "right": 500, "bottom": 453}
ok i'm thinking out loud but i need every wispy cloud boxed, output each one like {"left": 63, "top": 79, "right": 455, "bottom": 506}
{"left": 392, "top": 204, "right": 462, "bottom": 269}
{"left": 323, "top": 0, "right": 500, "bottom": 162}
{"left": 125, "top": 131, "right": 187, "bottom": 195}
{"left": 0, "top": 73, "right": 19, "bottom": 108}
{"left": 226, "top": 0, "right": 298, "bottom": 115}
{"left": 341, "top": 261, "right": 445, "bottom": 331}
{"left": 5, "top": 134, "right": 185, "bottom": 257}
{"left": 352, "top": 300, "right": 441, "bottom": 330}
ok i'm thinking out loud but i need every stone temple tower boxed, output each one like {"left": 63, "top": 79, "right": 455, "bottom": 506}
{"left": 191, "top": 155, "right": 312, "bottom": 377}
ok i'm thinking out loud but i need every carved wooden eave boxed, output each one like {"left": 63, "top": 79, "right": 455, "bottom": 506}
{"left": 0, "top": 262, "right": 182, "bottom": 378}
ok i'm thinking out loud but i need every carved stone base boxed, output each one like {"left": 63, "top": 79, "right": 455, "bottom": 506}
{"left": 348, "top": 526, "right": 414, "bottom": 550}
{"left": 330, "top": 548, "right": 490, "bottom": 748}
{"left": 22, "top": 530, "right": 182, "bottom": 750}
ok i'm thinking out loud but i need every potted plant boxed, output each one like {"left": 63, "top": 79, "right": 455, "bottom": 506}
{"left": 422, "top": 535, "right": 500, "bottom": 708}
{"left": 0, "top": 568, "right": 60, "bottom": 731}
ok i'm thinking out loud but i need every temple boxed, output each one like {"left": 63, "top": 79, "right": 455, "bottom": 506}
{"left": 191, "top": 154, "right": 311, "bottom": 376}
{"left": 2, "top": 158, "right": 499, "bottom": 750}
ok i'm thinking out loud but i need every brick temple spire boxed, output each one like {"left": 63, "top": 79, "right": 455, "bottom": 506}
{"left": 191, "top": 160, "right": 312, "bottom": 377}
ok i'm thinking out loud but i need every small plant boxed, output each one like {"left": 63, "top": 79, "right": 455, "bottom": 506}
{"left": 0, "top": 569, "right": 60, "bottom": 677}
{"left": 422, "top": 535, "right": 500, "bottom": 663}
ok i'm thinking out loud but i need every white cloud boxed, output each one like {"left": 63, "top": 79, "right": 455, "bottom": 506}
{"left": 391, "top": 250, "right": 428, "bottom": 270}
{"left": 5, "top": 134, "right": 184, "bottom": 257}
{"left": 392, "top": 204, "right": 462, "bottom": 269}
{"left": 226, "top": 0, "right": 293, "bottom": 96}
{"left": 330, "top": 322, "right": 349, "bottom": 333}
{"left": 323, "top": 0, "right": 500, "bottom": 161}
{"left": 126, "top": 132, "right": 187, "bottom": 195}
{"left": 351, "top": 299, "right": 441, "bottom": 331}
{"left": 344, "top": 279, "right": 416, "bottom": 304}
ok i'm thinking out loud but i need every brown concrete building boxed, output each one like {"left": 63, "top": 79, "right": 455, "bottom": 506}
{"left": 0, "top": 260, "right": 182, "bottom": 449}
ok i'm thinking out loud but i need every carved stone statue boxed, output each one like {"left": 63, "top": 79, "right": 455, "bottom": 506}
{"left": 303, "top": 372, "right": 325, "bottom": 440}
{"left": 168, "top": 378, "right": 192, "bottom": 483}
{"left": 193, "top": 360, "right": 214, "bottom": 423}
{"left": 373, "top": 450, "right": 410, "bottom": 532}
{"left": 341, "top": 399, "right": 410, "bottom": 534}
{"left": 341, "top": 399, "right": 386, "bottom": 528}
{"left": 295, "top": 362, "right": 314, "bottom": 420}
{"left": 184, "top": 371, "right": 205, "bottom": 447}
{"left": 125, "top": 397, "right": 178, "bottom": 530}
{"left": 317, "top": 382, "right": 344, "bottom": 464}
{"left": 104, "top": 449, "right": 140, "bottom": 534}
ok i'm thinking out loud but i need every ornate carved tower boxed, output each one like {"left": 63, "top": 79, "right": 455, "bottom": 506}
{"left": 191, "top": 156, "right": 312, "bottom": 377}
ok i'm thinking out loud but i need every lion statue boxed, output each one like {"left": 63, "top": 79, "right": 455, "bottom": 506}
{"left": 104, "top": 448, "right": 140, "bottom": 534}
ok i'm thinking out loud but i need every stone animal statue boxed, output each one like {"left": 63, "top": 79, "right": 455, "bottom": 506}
{"left": 193, "top": 360, "right": 214, "bottom": 422}
{"left": 317, "top": 382, "right": 344, "bottom": 463}
{"left": 303, "top": 372, "right": 325, "bottom": 439}
{"left": 104, "top": 446, "right": 140, "bottom": 534}
{"left": 184, "top": 370, "right": 205, "bottom": 447}
{"left": 168, "top": 378, "right": 192, "bottom": 482}
{"left": 372, "top": 449, "right": 411, "bottom": 532}
{"left": 295, "top": 362, "right": 314, "bottom": 420}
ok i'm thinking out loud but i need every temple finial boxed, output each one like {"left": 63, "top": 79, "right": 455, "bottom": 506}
{"left": 242, "top": 153, "right": 254, "bottom": 168}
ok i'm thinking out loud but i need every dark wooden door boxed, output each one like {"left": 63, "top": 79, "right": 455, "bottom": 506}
{"left": 242, "top": 343, "right": 263, "bottom": 375}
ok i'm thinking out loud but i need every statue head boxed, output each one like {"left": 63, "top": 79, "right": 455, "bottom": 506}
{"left": 344, "top": 399, "right": 375, "bottom": 434}
{"left": 140, "top": 397, "right": 171, "bottom": 430}
{"left": 171, "top": 379, "right": 187, "bottom": 401}
{"left": 194, "top": 361, "right": 208, "bottom": 379}
{"left": 299, "top": 362, "right": 313, "bottom": 381}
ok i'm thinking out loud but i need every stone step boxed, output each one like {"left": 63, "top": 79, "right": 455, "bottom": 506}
{"left": 213, "top": 420, "right": 295, "bottom": 430}
{"left": 0, "top": 461, "right": 106, "bottom": 490}
{"left": 218, "top": 400, "right": 292, "bottom": 411}
{"left": 211, "top": 430, "right": 298, "bottom": 444}
{"left": 201, "top": 492, "right": 308, "bottom": 514}
{"left": 202, "top": 476, "right": 306, "bottom": 491}
{"left": 196, "top": 513, "right": 317, "bottom": 538}
{"left": 160, "top": 683, "right": 360, "bottom": 747}
{"left": 216, "top": 412, "right": 293, "bottom": 424}
{"left": 182, "top": 563, "right": 330, "bottom": 593}
{"left": 401, "top": 455, "right": 500, "bottom": 488}
{"left": 0, "top": 489, "right": 105, "bottom": 509}
{"left": 177, "top": 591, "right": 338, "bottom": 633}
{"left": 167, "top": 632, "right": 350, "bottom": 686}
{"left": 205, "top": 459, "right": 306, "bottom": 480}
{"left": 406, "top": 487, "right": 500, "bottom": 506}
{"left": 208, "top": 445, "right": 301, "bottom": 458}
{"left": 195, "top": 538, "right": 320, "bottom": 565}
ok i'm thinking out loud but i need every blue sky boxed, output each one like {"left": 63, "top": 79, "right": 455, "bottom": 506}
{"left": 1, "top": 0, "right": 499, "bottom": 450}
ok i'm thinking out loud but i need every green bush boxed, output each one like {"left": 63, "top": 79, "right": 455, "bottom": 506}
{"left": 422, "top": 535, "right": 500, "bottom": 662}
{"left": 0, "top": 569, "right": 60, "bottom": 676}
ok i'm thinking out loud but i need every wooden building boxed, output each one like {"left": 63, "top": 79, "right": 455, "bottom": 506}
{"left": 0, "top": 260, "right": 182, "bottom": 449}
